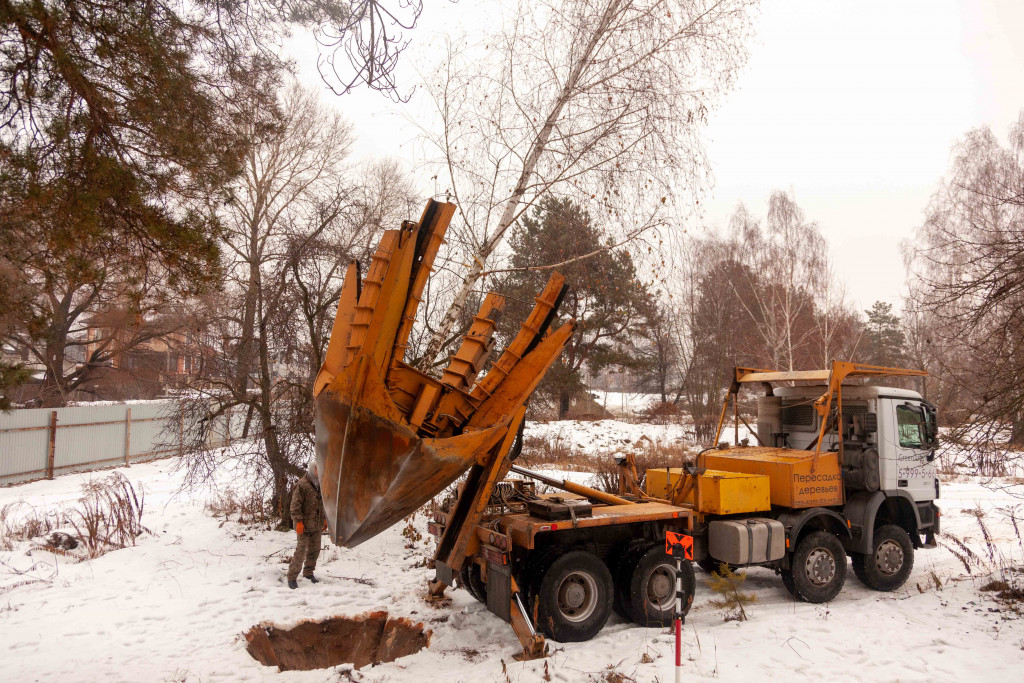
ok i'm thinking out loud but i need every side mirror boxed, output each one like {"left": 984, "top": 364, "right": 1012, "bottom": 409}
{"left": 924, "top": 404, "right": 939, "bottom": 446}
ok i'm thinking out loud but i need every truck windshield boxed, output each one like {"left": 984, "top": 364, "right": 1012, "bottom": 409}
{"left": 896, "top": 404, "right": 926, "bottom": 448}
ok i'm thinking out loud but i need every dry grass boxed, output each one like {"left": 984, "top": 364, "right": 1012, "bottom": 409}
{"left": 590, "top": 663, "right": 637, "bottom": 683}
{"left": 589, "top": 440, "right": 695, "bottom": 494}
{"left": 640, "top": 400, "right": 686, "bottom": 425}
{"left": 940, "top": 508, "right": 1024, "bottom": 613}
{"left": 0, "top": 502, "right": 60, "bottom": 551}
{"left": 0, "top": 473, "right": 148, "bottom": 559}
{"left": 518, "top": 433, "right": 578, "bottom": 469}
{"left": 204, "top": 489, "right": 272, "bottom": 528}
{"left": 69, "top": 473, "right": 148, "bottom": 558}
{"left": 519, "top": 430, "right": 693, "bottom": 488}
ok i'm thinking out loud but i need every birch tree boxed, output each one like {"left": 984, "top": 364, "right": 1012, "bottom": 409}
{"left": 419, "top": 0, "right": 756, "bottom": 367}
{"left": 726, "top": 192, "right": 830, "bottom": 371}
{"left": 906, "top": 111, "right": 1024, "bottom": 456}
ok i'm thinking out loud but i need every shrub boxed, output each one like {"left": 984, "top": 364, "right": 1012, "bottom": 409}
{"left": 205, "top": 489, "right": 272, "bottom": 527}
{"left": 68, "top": 473, "right": 149, "bottom": 558}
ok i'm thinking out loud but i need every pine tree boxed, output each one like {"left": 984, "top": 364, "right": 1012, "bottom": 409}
{"left": 863, "top": 301, "right": 907, "bottom": 367}
{"left": 706, "top": 564, "right": 757, "bottom": 622}
{"left": 496, "top": 198, "right": 655, "bottom": 418}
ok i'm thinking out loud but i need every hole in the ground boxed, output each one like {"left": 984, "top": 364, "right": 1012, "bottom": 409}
{"left": 244, "top": 610, "right": 431, "bottom": 671}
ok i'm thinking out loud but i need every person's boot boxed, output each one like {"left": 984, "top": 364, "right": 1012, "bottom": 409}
{"left": 288, "top": 579, "right": 298, "bottom": 589}
{"left": 305, "top": 574, "right": 320, "bottom": 584}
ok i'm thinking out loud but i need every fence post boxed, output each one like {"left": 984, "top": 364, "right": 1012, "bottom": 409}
{"left": 225, "top": 406, "right": 232, "bottom": 447}
{"left": 124, "top": 407, "right": 132, "bottom": 467}
{"left": 46, "top": 410, "right": 57, "bottom": 480}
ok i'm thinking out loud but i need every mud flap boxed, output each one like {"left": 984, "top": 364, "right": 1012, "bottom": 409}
{"left": 434, "top": 560, "right": 456, "bottom": 587}
{"left": 487, "top": 562, "right": 512, "bottom": 622}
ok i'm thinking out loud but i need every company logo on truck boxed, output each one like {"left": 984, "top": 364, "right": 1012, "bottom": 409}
{"left": 795, "top": 471, "right": 841, "bottom": 499}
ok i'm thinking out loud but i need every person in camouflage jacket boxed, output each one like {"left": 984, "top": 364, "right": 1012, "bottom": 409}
{"left": 287, "top": 461, "right": 327, "bottom": 588}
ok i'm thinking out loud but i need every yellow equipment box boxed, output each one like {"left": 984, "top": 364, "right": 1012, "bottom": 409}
{"left": 703, "top": 447, "right": 844, "bottom": 509}
{"left": 646, "top": 468, "right": 771, "bottom": 515}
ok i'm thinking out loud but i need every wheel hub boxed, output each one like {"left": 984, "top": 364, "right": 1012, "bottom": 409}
{"left": 557, "top": 571, "right": 598, "bottom": 622}
{"left": 875, "top": 539, "right": 904, "bottom": 576}
{"left": 563, "top": 583, "right": 585, "bottom": 608}
{"left": 804, "top": 548, "right": 836, "bottom": 587}
{"left": 648, "top": 565, "right": 675, "bottom": 609}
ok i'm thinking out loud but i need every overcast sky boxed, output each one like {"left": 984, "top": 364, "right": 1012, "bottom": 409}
{"left": 288, "top": 0, "right": 1024, "bottom": 312}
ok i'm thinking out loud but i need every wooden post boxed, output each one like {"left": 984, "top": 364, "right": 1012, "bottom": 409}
{"left": 733, "top": 393, "right": 739, "bottom": 444}
{"left": 46, "top": 410, "right": 57, "bottom": 480}
{"left": 225, "top": 407, "right": 231, "bottom": 447}
{"left": 124, "top": 407, "right": 132, "bottom": 467}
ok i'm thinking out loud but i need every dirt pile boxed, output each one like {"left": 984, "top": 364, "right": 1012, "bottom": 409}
{"left": 244, "top": 611, "right": 430, "bottom": 671}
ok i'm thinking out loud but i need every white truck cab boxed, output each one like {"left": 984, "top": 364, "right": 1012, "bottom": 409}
{"left": 752, "top": 381, "right": 940, "bottom": 594}
{"left": 770, "top": 385, "right": 940, "bottom": 505}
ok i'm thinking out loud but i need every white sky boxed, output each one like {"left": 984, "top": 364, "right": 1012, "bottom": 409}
{"left": 287, "top": 0, "right": 1024, "bottom": 312}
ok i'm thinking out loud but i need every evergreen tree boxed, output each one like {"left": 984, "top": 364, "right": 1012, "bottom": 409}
{"left": 496, "top": 198, "right": 655, "bottom": 418}
{"left": 0, "top": 1, "right": 423, "bottom": 405}
{"left": 863, "top": 301, "right": 906, "bottom": 367}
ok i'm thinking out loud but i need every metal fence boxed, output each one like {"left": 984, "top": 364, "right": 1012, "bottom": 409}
{"left": 0, "top": 401, "right": 245, "bottom": 486}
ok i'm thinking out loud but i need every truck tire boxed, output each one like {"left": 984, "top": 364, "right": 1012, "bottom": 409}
{"left": 851, "top": 524, "right": 914, "bottom": 592}
{"left": 462, "top": 562, "right": 487, "bottom": 604}
{"left": 613, "top": 542, "right": 650, "bottom": 620}
{"left": 627, "top": 545, "right": 694, "bottom": 626}
{"left": 780, "top": 569, "right": 797, "bottom": 597}
{"left": 788, "top": 531, "right": 847, "bottom": 603}
{"left": 536, "top": 550, "right": 613, "bottom": 642}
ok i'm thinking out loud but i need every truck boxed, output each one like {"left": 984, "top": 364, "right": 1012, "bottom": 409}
{"left": 312, "top": 200, "right": 941, "bottom": 661}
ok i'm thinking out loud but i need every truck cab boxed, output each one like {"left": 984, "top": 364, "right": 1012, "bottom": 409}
{"left": 764, "top": 384, "right": 940, "bottom": 548}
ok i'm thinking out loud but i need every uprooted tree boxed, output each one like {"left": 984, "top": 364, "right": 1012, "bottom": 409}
{"left": 418, "top": 0, "right": 757, "bottom": 368}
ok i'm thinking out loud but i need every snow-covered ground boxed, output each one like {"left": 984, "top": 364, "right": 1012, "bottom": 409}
{"left": 524, "top": 419, "right": 695, "bottom": 456}
{"left": 1, "top": 432, "right": 1023, "bottom": 682}
{"left": 590, "top": 391, "right": 659, "bottom": 418}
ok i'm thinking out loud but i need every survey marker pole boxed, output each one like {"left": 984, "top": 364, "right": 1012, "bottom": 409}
{"left": 675, "top": 552, "right": 683, "bottom": 683}
{"left": 665, "top": 531, "right": 692, "bottom": 683}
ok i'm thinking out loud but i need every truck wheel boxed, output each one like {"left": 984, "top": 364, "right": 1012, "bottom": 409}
{"left": 780, "top": 569, "right": 798, "bottom": 598}
{"left": 852, "top": 524, "right": 914, "bottom": 591}
{"left": 627, "top": 545, "right": 694, "bottom": 626}
{"left": 613, "top": 542, "right": 650, "bottom": 620}
{"left": 536, "top": 550, "right": 613, "bottom": 642}
{"left": 790, "top": 531, "right": 847, "bottom": 603}
{"left": 463, "top": 562, "right": 487, "bottom": 604}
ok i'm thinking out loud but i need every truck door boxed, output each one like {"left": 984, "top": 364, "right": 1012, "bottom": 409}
{"left": 882, "top": 399, "right": 937, "bottom": 502}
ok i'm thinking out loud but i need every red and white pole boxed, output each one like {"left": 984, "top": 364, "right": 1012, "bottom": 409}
{"left": 675, "top": 555, "right": 683, "bottom": 683}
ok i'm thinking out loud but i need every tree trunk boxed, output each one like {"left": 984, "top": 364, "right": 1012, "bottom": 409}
{"left": 558, "top": 389, "right": 571, "bottom": 420}
{"left": 278, "top": 479, "right": 294, "bottom": 532}
{"left": 242, "top": 403, "right": 254, "bottom": 438}
{"left": 40, "top": 338, "right": 67, "bottom": 407}
{"left": 233, "top": 258, "right": 260, "bottom": 397}
{"left": 1010, "top": 413, "right": 1024, "bottom": 447}
{"left": 420, "top": 2, "right": 622, "bottom": 368}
